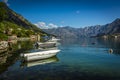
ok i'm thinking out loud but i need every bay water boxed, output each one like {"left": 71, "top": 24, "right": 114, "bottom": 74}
{"left": 0, "top": 38, "right": 120, "bottom": 80}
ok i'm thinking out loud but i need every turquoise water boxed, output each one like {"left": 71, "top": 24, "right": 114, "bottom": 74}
{"left": 0, "top": 38, "right": 120, "bottom": 80}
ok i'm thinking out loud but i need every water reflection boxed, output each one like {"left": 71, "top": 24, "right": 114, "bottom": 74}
{"left": 60, "top": 38, "right": 120, "bottom": 55}
{"left": 0, "top": 51, "right": 18, "bottom": 74}
{"left": 97, "top": 38, "right": 120, "bottom": 54}
{"left": 0, "top": 40, "right": 34, "bottom": 74}
{"left": 0, "top": 52, "right": 8, "bottom": 64}
{"left": 21, "top": 56, "right": 59, "bottom": 68}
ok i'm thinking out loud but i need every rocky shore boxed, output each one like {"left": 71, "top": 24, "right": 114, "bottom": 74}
{"left": 0, "top": 41, "right": 8, "bottom": 53}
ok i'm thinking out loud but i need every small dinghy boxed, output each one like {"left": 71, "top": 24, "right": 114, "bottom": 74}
{"left": 35, "top": 42, "right": 57, "bottom": 48}
{"left": 21, "top": 49, "right": 60, "bottom": 61}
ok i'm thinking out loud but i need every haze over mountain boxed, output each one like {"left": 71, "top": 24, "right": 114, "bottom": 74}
{"left": 43, "top": 18, "right": 120, "bottom": 39}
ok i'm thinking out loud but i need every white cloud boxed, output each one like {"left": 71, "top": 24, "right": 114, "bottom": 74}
{"left": 34, "top": 22, "right": 48, "bottom": 29}
{"left": 35, "top": 22, "right": 58, "bottom": 29}
{"left": 48, "top": 23, "right": 58, "bottom": 28}
{"left": 60, "top": 25, "right": 63, "bottom": 27}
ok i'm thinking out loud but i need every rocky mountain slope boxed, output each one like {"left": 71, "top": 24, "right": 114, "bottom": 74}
{"left": 0, "top": 2, "right": 47, "bottom": 40}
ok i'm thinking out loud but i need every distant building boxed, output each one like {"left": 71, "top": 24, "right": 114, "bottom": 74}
{"left": 8, "top": 35, "right": 17, "bottom": 40}
{"left": 115, "top": 36, "right": 118, "bottom": 38}
{"left": 30, "top": 35, "right": 37, "bottom": 39}
{"left": 37, "top": 34, "right": 40, "bottom": 41}
{"left": 103, "top": 35, "right": 108, "bottom": 39}
{"left": 5, "top": 28, "right": 13, "bottom": 35}
{"left": 17, "top": 28, "right": 22, "bottom": 31}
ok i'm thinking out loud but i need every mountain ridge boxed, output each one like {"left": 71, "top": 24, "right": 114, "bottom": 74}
{"left": 43, "top": 18, "right": 120, "bottom": 39}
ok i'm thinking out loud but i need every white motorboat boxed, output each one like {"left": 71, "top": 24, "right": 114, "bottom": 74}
{"left": 48, "top": 37, "right": 60, "bottom": 42}
{"left": 35, "top": 42, "right": 57, "bottom": 48}
{"left": 38, "top": 47, "right": 58, "bottom": 50}
{"left": 21, "top": 49, "right": 60, "bottom": 61}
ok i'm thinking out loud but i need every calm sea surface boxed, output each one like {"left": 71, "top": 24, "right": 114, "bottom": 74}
{"left": 0, "top": 38, "right": 120, "bottom": 80}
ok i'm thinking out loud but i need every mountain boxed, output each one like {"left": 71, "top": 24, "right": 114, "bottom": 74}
{"left": 43, "top": 18, "right": 120, "bottom": 39}
{"left": 99, "top": 18, "right": 120, "bottom": 34}
{"left": 43, "top": 27, "right": 78, "bottom": 39}
{"left": 0, "top": 2, "right": 48, "bottom": 40}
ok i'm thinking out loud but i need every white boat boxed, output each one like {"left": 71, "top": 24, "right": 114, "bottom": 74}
{"left": 21, "top": 49, "right": 60, "bottom": 61}
{"left": 38, "top": 47, "right": 58, "bottom": 50}
{"left": 48, "top": 37, "right": 60, "bottom": 42}
{"left": 21, "top": 56, "right": 58, "bottom": 67}
{"left": 35, "top": 42, "right": 57, "bottom": 48}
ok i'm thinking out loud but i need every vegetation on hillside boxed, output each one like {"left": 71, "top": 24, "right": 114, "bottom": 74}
{"left": 0, "top": 21, "right": 36, "bottom": 40}
{"left": 0, "top": 2, "right": 8, "bottom": 21}
{"left": 0, "top": 2, "right": 49, "bottom": 41}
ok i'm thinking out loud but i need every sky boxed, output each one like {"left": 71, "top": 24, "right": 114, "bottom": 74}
{"left": 1, "top": 0, "right": 120, "bottom": 28}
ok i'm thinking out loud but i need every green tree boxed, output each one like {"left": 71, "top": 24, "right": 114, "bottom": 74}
{"left": 0, "top": 3, "right": 8, "bottom": 21}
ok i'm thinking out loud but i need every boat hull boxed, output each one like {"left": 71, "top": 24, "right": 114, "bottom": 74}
{"left": 22, "top": 50, "right": 60, "bottom": 61}
{"left": 48, "top": 39, "right": 60, "bottom": 42}
{"left": 37, "top": 42, "right": 56, "bottom": 48}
